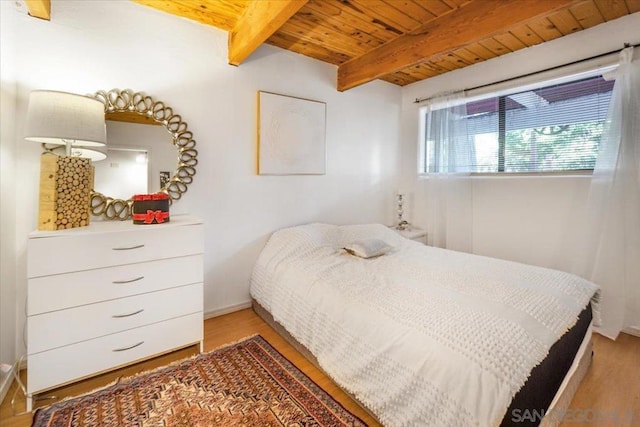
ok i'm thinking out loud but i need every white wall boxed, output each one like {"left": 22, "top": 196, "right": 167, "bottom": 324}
{"left": 0, "top": 0, "right": 19, "bottom": 374}
{"left": 400, "top": 13, "right": 640, "bottom": 268}
{"left": 0, "top": 1, "right": 401, "bottom": 360}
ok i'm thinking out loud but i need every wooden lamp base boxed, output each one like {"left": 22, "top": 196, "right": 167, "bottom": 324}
{"left": 38, "top": 155, "right": 94, "bottom": 231}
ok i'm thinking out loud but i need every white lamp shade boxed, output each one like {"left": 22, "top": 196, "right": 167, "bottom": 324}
{"left": 46, "top": 143, "right": 108, "bottom": 162}
{"left": 24, "top": 90, "right": 107, "bottom": 147}
{"left": 69, "top": 145, "right": 108, "bottom": 162}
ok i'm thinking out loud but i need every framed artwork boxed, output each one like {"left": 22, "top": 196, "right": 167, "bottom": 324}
{"left": 257, "top": 91, "right": 326, "bottom": 175}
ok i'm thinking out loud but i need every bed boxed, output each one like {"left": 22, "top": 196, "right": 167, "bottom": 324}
{"left": 250, "top": 223, "right": 599, "bottom": 427}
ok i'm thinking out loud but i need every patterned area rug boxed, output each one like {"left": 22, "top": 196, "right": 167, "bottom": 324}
{"left": 32, "top": 335, "right": 367, "bottom": 426}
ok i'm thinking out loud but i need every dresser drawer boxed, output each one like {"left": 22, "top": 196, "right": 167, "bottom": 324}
{"left": 28, "top": 283, "right": 202, "bottom": 354}
{"left": 28, "top": 222, "right": 203, "bottom": 277}
{"left": 27, "top": 312, "right": 203, "bottom": 394}
{"left": 28, "top": 255, "right": 203, "bottom": 315}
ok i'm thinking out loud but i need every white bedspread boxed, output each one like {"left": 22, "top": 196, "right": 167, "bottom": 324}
{"left": 250, "top": 223, "right": 599, "bottom": 427}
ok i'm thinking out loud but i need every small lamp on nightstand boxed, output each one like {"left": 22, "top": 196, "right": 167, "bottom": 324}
{"left": 391, "top": 193, "right": 428, "bottom": 244}
{"left": 396, "top": 193, "right": 409, "bottom": 230}
{"left": 24, "top": 90, "right": 107, "bottom": 230}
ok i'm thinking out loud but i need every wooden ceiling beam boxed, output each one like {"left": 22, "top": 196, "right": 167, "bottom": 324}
{"left": 337, "top": 0, "right": 585, "bottom": 91}
{"left": 24, "top": 0, "right": 51, "bottom": 20}
{"left": 228, "top": 0, "right": 309, "bottom": 66}
{"left": 134, "top": 0, "right": 239, "bottom": 30}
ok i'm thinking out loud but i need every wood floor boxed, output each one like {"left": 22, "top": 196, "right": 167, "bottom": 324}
{"left": 1, "top": 308, "right": 638, "bottom": 427}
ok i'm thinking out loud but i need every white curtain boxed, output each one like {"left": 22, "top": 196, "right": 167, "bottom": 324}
{"left": 424, "top": 91, "right": 474, "bottom": 252}
{"left": 564, "top": 47, "right": 640, "bottom": 339}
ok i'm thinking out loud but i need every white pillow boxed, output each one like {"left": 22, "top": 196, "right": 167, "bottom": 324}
{"left": 343, "top": 238, "right": 392, "bottom": 259}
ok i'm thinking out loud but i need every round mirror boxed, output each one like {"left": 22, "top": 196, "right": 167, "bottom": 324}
{"left": 89, "top": 89, "right": 197, "bottom": 220}
{"left": 93, "top": 123, "right": 174, "bottom": 200}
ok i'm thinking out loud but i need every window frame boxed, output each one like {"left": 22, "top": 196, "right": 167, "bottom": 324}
{"left": 417, "top": 64, "right": 618, "bottom": 177}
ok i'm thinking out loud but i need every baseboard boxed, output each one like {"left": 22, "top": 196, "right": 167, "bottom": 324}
{"left": 622, "top": 326, "right": 640, "bottom": 338}
{"left": 0, "top": 365, "right": 14, "bottom": 406}
{"left": 204, "top": 301, "right": 252, "bottom": 319}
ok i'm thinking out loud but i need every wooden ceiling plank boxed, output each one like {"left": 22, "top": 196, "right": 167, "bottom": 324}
{"left": 463, "top": 42, "right": 499, "bottom": 60}
{"left": 426, "top": 52, "right": 471, "bottom": 72}
{"left": 477, "top": 38, "right": 512, "bottom": 56}
{"left": 428, "top": 56, "right": 458, "bottom": 72}
{"left": 626, "top": 0, "right": 640, "bottom": 12}
{"left": 304, "top": 1, "right": 392, "bottom": 41}
{"left": 569, "top": 1, "right": 605, "bottom": 28}
{"left": 593, "top": 0, "right": 630, "bottom": 20}
{"left": 525, "top": 16, "right": 564, "bottom": 41}
{"left": 419, "top": 66, "right": 441, "bottom": 78}
{"left": 509, "top": 24, "right": 545, "bottom": 46}
{"left": 404, "top": 63, "right": 439, "bottom": 79}
{"left": 337, "top": 0, "right": 583, "bottom": 91}
{"left": 546, "top": 9, "right": 582, "bottom": 35}
{"left": 304, "top": 0, "right": 397, "bottom": 43}
{"left": 266, "top": 32, "right": 351, "bottom": 65}
{"left": 347, "top": 0, "right": 421, "bottom": 32}
{"left": 277, "top": 18, "right": 371, "bottom": 56}
{"left": 381, "top": 71, "right": 418, "bottom": 86}
{"left": 492, "top": 32, "right": 527, "bottom": 51}
{"left": 443, "top": 51, "right": 472, "bottom": 68}
{"left": 24, "top": 0, "right": 51, "bottom": 20}
{"left": 228, "top": 0, "right": 309, "bottom": 66}
{"left": 397, "top": 70, "right": 421, "bottom": 83}
{"left": 441, "top": 0, "right": 473, "bottom": 7}
{"left": 403, "top": 61, "right": 438, "bottom": 77}
{"left": 394, "top": 67, "right": 426, "bottom": 81}
{"left": 413, "top": 0, "right": 455, "bottom": 16}
{"left": 331, "top": 0, "right": 407, "bottom": 39}
{"left": 399, "top": 60, "right": 444, "bottom": 78}
{"left": 399, "top": 77, "right": 422, "bottom": 86}
{"left": 294, "top": 4, "right": 387, "bottom": 49}
{"left": 452, "top": 47, "right": 486, "bottom": 65}
{"left": 421, "top": 59, "right": 454, "bottom": 74}
{"left": 381, "top": 0, "right": 438, "bottom": 25}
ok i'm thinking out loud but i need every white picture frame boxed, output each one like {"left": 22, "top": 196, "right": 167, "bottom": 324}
{"left": 257, "top": 91, "right": 326, "bottom": 175}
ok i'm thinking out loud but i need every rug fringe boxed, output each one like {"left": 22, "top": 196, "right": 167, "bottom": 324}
{"left": 209, "top": 333, "right": 261, "bottom": 352}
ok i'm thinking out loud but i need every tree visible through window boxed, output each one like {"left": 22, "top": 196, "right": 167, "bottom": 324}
{"left": 422, "top": 75, "right": 613, "bottom": 173}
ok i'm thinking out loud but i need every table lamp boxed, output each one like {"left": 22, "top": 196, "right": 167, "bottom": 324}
{"left": 24, "top": 90, "right": 107, "bottom": 230}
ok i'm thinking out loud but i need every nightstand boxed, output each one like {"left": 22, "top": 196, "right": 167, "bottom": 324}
{"left": 392, "top": 226, "right": 428, "bottom": 244}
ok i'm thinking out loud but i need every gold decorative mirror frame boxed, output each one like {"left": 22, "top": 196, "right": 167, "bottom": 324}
{"left": 89, "top": 89, "right": 198, "bottom": 220}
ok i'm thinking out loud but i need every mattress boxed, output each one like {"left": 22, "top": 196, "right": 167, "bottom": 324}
{"left": 250, "top": 223, "right": 599, "bottom": 426}
{"left": 501, "top": 304, "right": 592, "bottom": 426}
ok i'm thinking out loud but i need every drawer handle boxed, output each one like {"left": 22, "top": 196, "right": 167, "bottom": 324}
{"left": 112, "top": 276, "right": 145, "bottom": 284}
{"left": 112, "top": 341, "right": 144, "bottom": 352}
{"left": 112, "top": 244, "right": 145, "bottom": 251}
{"left": 112, "top": 309, "right": 144, "bottom": 318}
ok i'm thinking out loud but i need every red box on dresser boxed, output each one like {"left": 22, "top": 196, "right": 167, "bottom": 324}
{"left": 132, "top": 193, "right": 170, "bottom": 224}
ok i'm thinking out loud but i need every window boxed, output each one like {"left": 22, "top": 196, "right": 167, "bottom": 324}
{"left": 421, "top": 75, "right": 614, "bottom": 174}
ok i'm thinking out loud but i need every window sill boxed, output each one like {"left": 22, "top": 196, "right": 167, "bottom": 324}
{"left": 471, "top": 169, "right": 593, "bottom": 178}
{"left": 418, "top": 170, "right": 593, "bottom": 179}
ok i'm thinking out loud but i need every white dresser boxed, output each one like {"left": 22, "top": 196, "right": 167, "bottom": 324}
{"left": 26, "top": 215, "right": 204, "bottom": 410}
